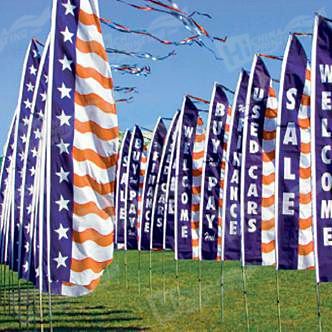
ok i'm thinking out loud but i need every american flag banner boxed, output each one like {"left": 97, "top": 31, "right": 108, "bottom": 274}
{"left": 311, "top": 15, "right": 332, "bottom": 282}
{"left": 240, "top": 55, "right": 275, "bottom": 266}
{"left": 18, "top": 38, "right": 50, "bottom": 282}
{"left": 11, "top": 40, "right": 41, "bottom": 272}
{"left": 139, "top": 118, "right": 167, "bottom": 250}
{"left": 175, "top": 97, "right": 199, "bottom": 260}
{"left": 0, "top": 114, "right": 17, "bottom": 265}
{"left": 115, "top": 129, "right": 131, "bottom": 248}
{"left": 199, "top": 84, "right": 231, "bottom": 261}
{"left": 221, "top": 70, "right": 249, "bottom": 261}
{"left": 151, "top": 111, "right": 180, "bottom": 250}
{"left": 192, "top": 117, "right": 205, "bottom": 260}
{"left": 125, "top": 125, "right": 144, "bottom": 250}
{"left": 275, "top": 35, "right": 314, "bottom": 270}
{"left": 164, "top": 123, "right": 179, "bottom": 250}
{"left": 45, "top": 0, "right": 119, "bottom": 294}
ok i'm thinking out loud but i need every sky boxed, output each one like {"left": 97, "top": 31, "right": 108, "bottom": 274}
{"left": 0, "top": 0, "right": 331, "bottom": 149}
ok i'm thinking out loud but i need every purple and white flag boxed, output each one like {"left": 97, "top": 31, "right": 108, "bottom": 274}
{"left": 125, "top": 126, "right": 144, "bottom": 250}
{"left": 275, "top": 34, "right": 314, "bottom": 270}
{"left": 115, "top": 130, "right": 131, "bottom": 248}
{"left": 222, "top": 70, "right": 249, "bottom": 261}
{"left": 11, "top": 40, "right": 41, "bottom": 272}
{"left": 311, "top": 15, "right": 332, "bottom": 282}
{"left": 18, "top": 38, "right": 50, "bottom": 281}
{"left": 139, "top": 118, "right": 167, "bottom": 250}
{"left": 164, "top": 124, "right": 179, "bottom": 250}
{"left": 199, "top": 84, "right": 231, "bottom": 261}
{"left": 175, "top": 97, "right": 199, "bottom": 260}
{"left": 240, "top": 55, "right": 275, "bottom": 266}
{"left": 151, "top": 112, "right": 180, "bottom": 250}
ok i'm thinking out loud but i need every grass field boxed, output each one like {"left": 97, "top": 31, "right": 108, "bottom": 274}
{"left": 0, "top": 250, "right": 331, "bottom": 331}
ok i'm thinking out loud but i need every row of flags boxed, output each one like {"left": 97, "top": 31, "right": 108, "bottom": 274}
{"left": 0, "top": 0, "right": 119, "bottom": 297}
{"left": 115, "top": 14, "right": 332, "bottom": 284}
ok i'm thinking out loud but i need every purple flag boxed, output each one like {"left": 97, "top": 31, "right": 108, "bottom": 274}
{"left": 151, "top": 112, "right": 180, "bottom": 249}
{"left": 275, "top": 34, "right": 314, "bottom": 270}
{"left": 11, "top": 40, "right": 41, "bottom": 272}
{"left": 139, "top": 118, "right": 167, "bottom": 250}
{"left": 240, "top": 55, "right": 273, "bottom": 266}
{"left": 222, "top": 70, "right": 249, "bottom": 261}
{"left": 164, "top": 124, "right": 179, "bottom": 250}
{"left": 175, "top": 97, "right": 199, "bottom": 260}
{"left": 199, "top": 84, "right": 231, "bottom": 261}
{"left": 115, "top": 130, "right": 131, "bottom": 248}
{"left": 311, "top": 15, "right": 332, "bottom": 282}
{"left": 125, "top": 126, "right": 144, "bottom": 250}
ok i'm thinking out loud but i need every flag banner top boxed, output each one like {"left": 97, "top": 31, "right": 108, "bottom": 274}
{"left": 275, "top": 35, "right": 314, "bottom": 270}
{"left": 11, "top": 39, "right": 41, "bottom": 272}
{"left": 312, "top": 15, "right": 332, "bottom": 282}
{"left": 164, "top": 122, "right": 180, "bottom": 250}
{"left": 198, "top": 84, "right": 230, "bottom": 260}
{"left": 175, "top": 97, "right": 199, "bottom": 260}
{"left": 151, "top": 111, "right": 180, "bottom": 250}
{"left": 222, "top": 70, "right": 249, "bottom": 261}
{"left": 115, "top": 129, "right": 131, "bottom": 248}
{"left": 46, "top": 0, "right": 119, "bottom": 295}
{"left": 191, "top": 116, "right": 206, "bottom": 260}
{"left": 241, "top": 55, "right": 277, "bottom": 266}
{"left": 139, "top": 118, "right": 167, "bottom": 251}
{"left": 19, "top": 38, "right": 51, "bottom": 281}
{"left": 125, "top": 125, "right": 144, "bottom": 250}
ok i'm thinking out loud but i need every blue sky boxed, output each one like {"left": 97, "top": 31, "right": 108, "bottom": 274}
{"left": 0, "top": 0, "right": 331, "bottom": 148}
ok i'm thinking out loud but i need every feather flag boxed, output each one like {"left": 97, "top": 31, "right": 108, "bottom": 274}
{"left": 45, "top": 0, "right": 119, "bottom": 295}
{"left": 275, "top": 35, "right": 314, "bottom": 270}
{"left": 125, "top": 126, "right": 144, "bottom": 250}
{"left": 139, "top": 118, "right": 167, "bottom": 250}
{"left": 18, "top": 38, "right": 50, "bottom": 282}
{"left": 115, "top": 130, "right": 131, "bottom": 249}
{"left": 11, "top": 40, "right": 41, "bottom": 273}
{"left": 221, "top": 70, "right": 249, "bottom": 261}
{"left": 311, "top": 15, "right": 332, "bottom": 282}
{"left": 164, "top": 124, "right": 179, "bottom": 250}
{"left": 191, "top": 117, "right": 205, "bottom": 260}
{"left": 150, "top": 111, "right": 180, "bottom": 250}
{"left": 175, "top": 97, "right": 199, "bottom": 260}
{"left": 240, "top": 55, "right": 276, "bottom": 266}
{"left": 199, "top": 84, "right": 231, "bottom": 261}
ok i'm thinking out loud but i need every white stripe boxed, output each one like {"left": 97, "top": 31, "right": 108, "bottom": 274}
{"left": 262, "top": 182, "right": 274, "bottom": 197}
{"left": 70, "top": 269, "right": 104, "bottom": 286}
{"left": 73, "top": 160, "right": 116, "bottom": 183}
{"left": 262, "top": 161, "right": 275, "bottom": 175}
{"left": 73, "top": 214, "right": 113, "bottom": 235}
{"left": 72, "top": 242, "right": 113, "bottom": 261}
{"left": 297, "top": 252, "right": 315, "bottom": 270}
{"left": 298, "top": 228, "right": 314, "bottom": 246}
{"left": 75, "top": 103, "right": 117, "bottom": 127}
{"left": 262, "top": 250, "right": 275, "bottom": 266}
{"left": 77, "top": 21, "right": 103, "bottom": 46}
{"left": 61, "top": 284, "right": 91, "bottom": 297}
{"left": 261, "top": 206, "right": 274, "bottom": 221}
{"left": 74, "top": 185, "right": 114, "bottom": 210}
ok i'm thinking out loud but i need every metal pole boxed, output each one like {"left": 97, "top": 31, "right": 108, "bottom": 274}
{"left": 275, "top": 269, "right": 282, "bottom": 332}
{"left": 220, "top": 260, "right": 225, "bottom": 321}
{"left": 241, "top": 264, "right": 250, "bottom": 331}
{"left": 39, "top": 288, "right": 44, "bottom": 332}
{"left": 138, "top": 250, "right": 141, "bottom": 295}
{"left": 175, "top": 260, "right": 180, "bottom": 306}
{"left": 162, "top": 250, "right": 166, "bottom": 304}
{"left": 124, "top": 250, "right": 128, "bottom": 289}
{"left": 149, "top": 250, "right": 152, "bottom": 296}
{"left": 315, "top": 282, "right": 323, "bottom": 332}
{"left": 48, "top": 281, "right": 53, "bottom": 332}
{"left": 18, "top": 278, "right": 22, "bottom": 329}
{"left": 198, "top": 260, "right": 202, "bottom": 312}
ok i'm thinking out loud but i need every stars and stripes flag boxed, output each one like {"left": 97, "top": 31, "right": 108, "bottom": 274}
{"left": 199, "top": 84, "right": 231, "bottom": 261}
{"left": 221, "top": 70, "right": 249, "bottom": 261}
{"left": 42, "top": 0, "right": 119, "bottom": 295}
{"left": 240, "top": 55, "right": 276, "bottom": 266}
{"left": 125, "top": 125, "right": 144, "bottom": 250}
{"left": 139, "top": 118, "right": 167, "bottom": 251}
{"left": 275, "top": 34, "right": 314, "bottom": 270}
{"left": 175, "top": 97, "right": 199, "bottom": 260}
{"left": 115, "top": 129, "right": 131, "bottom": 248}
{"left": 311, "top": 15, "right": 332, "bottom": 282}
{"left": 11, "top": 40, "right": 41, "bottom": 273}
{"left": 150, "top": 111, "right": 180, "bottom": 250}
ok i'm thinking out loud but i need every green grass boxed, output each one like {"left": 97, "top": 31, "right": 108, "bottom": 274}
{"left": 0, "top": 251, "right": 331, "bottom": 331}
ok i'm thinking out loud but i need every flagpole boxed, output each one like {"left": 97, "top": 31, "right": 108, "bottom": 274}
{"left": 241, "top": 264, "right": 250, "bottom": 331}
{"left": 175, "top": 259, "right": 180, "bottom": 306}
{"left": 137, "top": 250, "right": 141, "bottom": 295}
{"left": 124, "top": 250, "right": 128, "bottom": 289}
{"left": 274, "top": 269, "right": 282, "bottom": 331}
{"left": 18, "top": 278, "right": 22, "bottom": 329}
{"left": 149, "top": 249, "right": 152, "bottom": 295}
{"left": 48, "top": 281, "right": 53, "bottom": 332}
{"left": 315, "top": 282, "right": 323, "bottom": 332}
{"left": 162, "top": 250, "right": 166, "bottom": 304}
{"left": 220, "top": 260, "right": 225, "bottom": 321}
{"left": 198, "top": 260, "right": 202, "bottom": 312}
